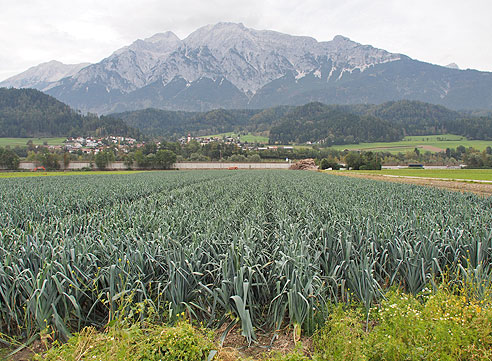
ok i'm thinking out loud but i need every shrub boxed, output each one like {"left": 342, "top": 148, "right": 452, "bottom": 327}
{"left": 228, "top": 154, "right": 248, "bottom": 162}
{"left": 248, "top": 154, "right": 261, "bottom": 162}
{"left": 319, "top": 157, "right": 341, "bottom": 170}
{"left": 312, "top": 286, "right": 492, "bottom": 361}
{"left": 313, "top": 305, "right": 367, "bottom": 361}
{"left": 0, "top": 147, "right": 20, "bottom": 169}
{"left": 265, "top": 348, "right": 310, "bottom": 361}
{"left": 153, "top": 149, "right": 177, "bottom": 169}
{"left": 364, "top": 287, "right": 492, "bottom": 361}
{"left": 344, "top": 151, "right": 381, "bottom": 170}
{"left": 95, "top": 149, "right": 115, "bottom": 170}
{"left": 36, "top": 150, "right": 60, "bottom": 170}
{"left": 39, "top": 321, "right": 215, "bottom": 361}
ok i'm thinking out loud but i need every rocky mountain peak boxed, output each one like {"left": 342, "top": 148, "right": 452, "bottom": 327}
{"left": 146, "top": 31, "right": 180, "bottom": 43}
{"left": 115, "top": 31, "right": 182, "bottom": 56}
{"left": 183, "top": 22, "right": 253, "bottom": 50}
{"left": 446, "top": 62, "right": 460, "bottom": 69}
{"left": 332, "top": 35, "right": 353, "bottom": 43}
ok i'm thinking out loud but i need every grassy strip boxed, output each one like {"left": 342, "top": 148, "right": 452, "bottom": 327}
{"left": 0, "top": 137, "right": 66, "bottom": 147}
{"left": 0, "top": 170, "right": 145, "bottom": 178}
{"left": 0, "top": 349, "right": 9, "bottom": 359}
{"left": 307, "top": 284, "right": 492, "bottom": 361}
{"left": 329, "top": 134, "right": 492, "bottom": 153}
{"left": 347, "top": 169, "right": 492, "bottom": 181}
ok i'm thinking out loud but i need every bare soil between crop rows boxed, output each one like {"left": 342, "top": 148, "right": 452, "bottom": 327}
{"left": 216, "top": 324, "right": 312, "bottom": 360}
{"left": 336, "top": 172, "right": 492, "bottom": 197}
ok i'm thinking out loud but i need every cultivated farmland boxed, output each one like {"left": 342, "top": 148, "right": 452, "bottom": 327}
{"left": 1, "top": 170, "right": 491, "bottom": 344}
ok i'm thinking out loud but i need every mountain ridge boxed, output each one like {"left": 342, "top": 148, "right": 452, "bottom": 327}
{"left": 2, "top": 22, "right": 492, "bottom": 113}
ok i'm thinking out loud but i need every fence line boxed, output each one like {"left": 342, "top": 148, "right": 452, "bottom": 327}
{"left": 16, "top": 161, "right": 291, "bottom": 171}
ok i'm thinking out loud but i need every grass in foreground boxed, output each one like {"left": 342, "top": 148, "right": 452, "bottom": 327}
{"left": 349, "top": 168, "right": 492, "bottom": 181}
{"left": 0, "top": 170, "right": 144, "bottom": 178}
{"left": 0, "top": 137, "right": 66, "bottom": 147}
{"left": 37, "top": 321, "right": 215, "bottom": 361}
{"left": 0, "top": 349, "right": 9, "bottom": 359}
{"left": 35, "top": 284, "right": 492, "bottom": 361}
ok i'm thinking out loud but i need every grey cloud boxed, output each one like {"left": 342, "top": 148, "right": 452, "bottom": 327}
{"left": 1, "top": 0, "right": 491, "bottom": 81}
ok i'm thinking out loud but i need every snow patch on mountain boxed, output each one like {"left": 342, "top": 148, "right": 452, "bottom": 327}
{"left": 295, "top": 71, "right": 307, "bottom": 80}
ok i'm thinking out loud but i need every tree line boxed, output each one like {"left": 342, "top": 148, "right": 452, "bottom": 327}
{"left": 12, "top": 138, "right": 491, "bottom": 170}
{"left": 3, "top": 141, "right": 492, "bottom": 171}
{"left": 0, "top": 147, "right": 20, "bottom": 169}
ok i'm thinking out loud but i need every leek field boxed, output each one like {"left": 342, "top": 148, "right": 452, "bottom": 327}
{"left": 1, "top": 170, "right": 492, "bottom": 345}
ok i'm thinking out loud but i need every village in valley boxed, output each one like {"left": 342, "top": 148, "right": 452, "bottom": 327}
{"left": 177, "top": 133, "right": 294, "bottom": 151}
{"left": 62, "top": 136, "right": 138, "bottom": 154}
{"left": 50, "top": 133, "right": 294, "bottom": 156}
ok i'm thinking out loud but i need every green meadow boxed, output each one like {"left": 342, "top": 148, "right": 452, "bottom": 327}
{"left": 0, "top": 137, "right": 66, "bottom": 147}
{"left": 329, "top": 134, "right": 492, "bottom": 153}
{"left": 350, "top": 168, "right": 492, "bottom": 181}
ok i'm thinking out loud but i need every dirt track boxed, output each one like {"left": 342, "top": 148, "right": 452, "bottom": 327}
{"left": 336, "top": 172, "right": 492, "bottom": 197}
{"left": 420, "top": 145, "right": 444, "bottom": 152}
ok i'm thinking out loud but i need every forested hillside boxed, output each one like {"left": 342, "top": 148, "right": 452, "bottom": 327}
{"left": 269, "top": 101, "right": 492, "bottom": 144}
{"left": 350, "top": 100, "right": 492, "bottom": 140}
{"left": 115, "top": 100, "right": 492, "bottom": 144}
{"left": 446, "top": 116, "right": 492, "bottom": 140}
{"left": 115, "top": 106, "right": 293, "bottom": 138}
{"left": 362, "top": 100, "right": 461, "bottom": 135}
{"left": 0, "top": 88, "right": 140, "bottom": 138}
{"left": 269, "top": 102, "right": 403, "bottom": 145}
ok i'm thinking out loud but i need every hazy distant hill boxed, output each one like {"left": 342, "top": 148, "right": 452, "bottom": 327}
{"left": 0, "top": 88, "right": 139, "bottom": 138}
{"left": 4, "top": 23, "right": 492, "bottom": 113}
{"left": 0, "top": 60, "right": 89, "bottom": 90}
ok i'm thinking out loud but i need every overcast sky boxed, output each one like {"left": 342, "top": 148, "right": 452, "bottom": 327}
{"left": 1, "top": 0, "right": 491, "bottom": 81}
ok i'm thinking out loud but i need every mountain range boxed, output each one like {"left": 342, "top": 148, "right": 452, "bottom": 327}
{"left": 2, "top": 22, "right": 492, "bottom": 113}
